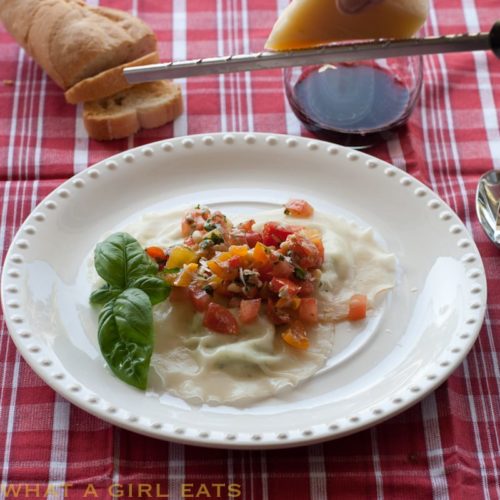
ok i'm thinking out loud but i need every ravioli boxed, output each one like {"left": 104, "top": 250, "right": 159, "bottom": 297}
{"left": 122, "top": 207, "right": 397, "bottom": 406}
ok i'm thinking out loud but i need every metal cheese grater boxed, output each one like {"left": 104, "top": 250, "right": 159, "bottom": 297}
{"left": 123, "top": 21, "right": 500, "bottom": 83}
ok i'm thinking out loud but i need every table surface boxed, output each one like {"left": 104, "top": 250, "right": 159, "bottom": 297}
{"left": 1, "top": 1, "right": 499, "bottom": 499}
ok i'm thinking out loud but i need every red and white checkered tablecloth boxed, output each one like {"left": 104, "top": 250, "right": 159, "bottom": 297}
{"left": 1, "top": 0, "right": 499, "bottom": 499}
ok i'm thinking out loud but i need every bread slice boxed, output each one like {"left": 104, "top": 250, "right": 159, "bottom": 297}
{"left": 0, "top": 0, "right": 156, "bottom": 89}
{"left": 83, "top": 80, "right": 183, "bottom": 141}
{"left": 64, "top": 51, "right": 160, "bottom": 104}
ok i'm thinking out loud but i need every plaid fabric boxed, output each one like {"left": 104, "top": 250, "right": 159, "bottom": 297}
{"left": 1, "top": 0, "right": 499, "bottom": 498}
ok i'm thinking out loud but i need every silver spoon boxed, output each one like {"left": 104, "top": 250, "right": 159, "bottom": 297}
{"left": 476, "top": 170, "right": 500, "bottom": 248}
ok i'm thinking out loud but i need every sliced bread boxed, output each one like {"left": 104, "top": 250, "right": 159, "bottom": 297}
{"left": 83, "top": 80, "right": 183, "bottom": 141}
{"left": 64, "top": 51, "right": 160, "bottom": 104}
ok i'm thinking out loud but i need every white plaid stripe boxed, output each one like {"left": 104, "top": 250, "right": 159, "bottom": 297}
{"left": 217, "top": 0, "right": 228, "bottom": 132}
{"left": 308, "top": 444, "right": 328, "bottom": 500}
{"left": 173, "top": 0, "right": 188, "bottom": 139}
{"left": 168, "top": 443, "right": 185, "bottom": 500}
{"left": 421, "top": 395, "right": 450, "bottom": 500}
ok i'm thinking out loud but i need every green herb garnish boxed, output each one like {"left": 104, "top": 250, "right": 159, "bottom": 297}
{"left": 91, "top": 232, "right": 170, "bottom": 390}
{"left": 293, "top": 266, "right": 307, "bottom": 280}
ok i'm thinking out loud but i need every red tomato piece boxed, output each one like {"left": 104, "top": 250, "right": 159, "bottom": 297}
{"left": 228, "top": 255, "right": 241, "bottom": 268}
{"left": 348, "top": 294, "right": 367, "bottom": 321}
{"left": 203, "top": 303, "right": 239, "bottom": 335}
{"left": 145, "top": 246, "right": 167, "bottom": 263}
{"left": 284, "top": 199, "right": 314, "bottom": 218}
{"left": 298, "top": 297, "right": 318, "bottom": 324}
{"left": 238, "top": 219, "right": 256, "bottom": 232}
{"left": 272, "top": 260, "right": 294, "bottom": 278}
{"left": 239, "top": 299, "right": 261, "bottom": 324}
{"left": 266, "top": 299, "right": 291, "bottom": 325}
{"left": 245, "top": 231, "right": 263, "bottom": 248}
{"left": 298, "top": 279, "right": 315, "bottom": 297}
{"left": 269, "top": 277, "right": 301, "bottom": 296}
{"left": 285, "top": 235, "right": 324, "bottom": 269}
{"left": 188, "top": 287, "right": 212, "bottom": 312}
{"left": 257, "top": 262, "right": 274, "bottom": 282}
{"left": 262, "top": 222, "right": 296, "bottom": 247}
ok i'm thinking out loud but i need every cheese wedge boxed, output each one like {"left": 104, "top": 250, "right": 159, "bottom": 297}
{"left": 265, "top": 0, "right": 429, "bottom": 51}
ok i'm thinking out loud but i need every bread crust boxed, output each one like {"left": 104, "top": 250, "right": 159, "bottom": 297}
{"left": 0, "top": 0, "right": 157, "bottom": 89}
{"left": 64, "top": 51, "right": 160, "bottom": 104}
{"left": 83, "top": 80, "right": 183, "bottom": 141}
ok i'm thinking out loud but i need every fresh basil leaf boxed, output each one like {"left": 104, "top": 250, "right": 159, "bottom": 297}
{"left": 89, "top": 284, "right": 122, "bottom": 305}
{"left": 129, "top": 276, "right": 171, "bottom": 305}
{"left": 97, "top": 288, "right": 153, "bottom": 390}
{"left": 94, "top": 232, "right": 158, "bottom": 289}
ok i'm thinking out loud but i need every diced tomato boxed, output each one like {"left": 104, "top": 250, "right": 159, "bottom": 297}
{"left": 258, "top": 263, "right": 274, "bottom": 282}
{"left": 284, "top": 234, "right": 323, "bottom": 269}
{"left": 169, "top": 287, "right": 190, "bottom": 302}
{"left": 239, "top": 298, "right": 261, "bottom": 324}
{"left": 281, "top": 320, "right": 309, "bottom": 350}
{"left": 348, "top": 294, "right": 367, "bottom": 321}
{"left": 227, "top": 255, "right": 241, "bottom": 268}
{"left": 203, "top": 303, "right": 239, "bottom": 335}
{"left": 238, "top": 219, "right": 255, "bottom": 232}
{"left": 298, "top": 279, "right": 315, "bottom": 297}
{"left": 269, "top": 277, "right": 301, "bottom": 296}
{"left": 145, "top": 246, "right": 167, "bottom": 263}
{"left": 262, "top": 222, "right": 296, "bottom": 247}
{"left": 266, "top": 299, "right": 291, "bottom": 325}
{"left": 188, "top": 287, "right": 211, "bottom": 312}
{"left": 271, "top": 260, "right": 294, "bottom": 278}
{"left": 284, "top": 199, "right": 314, "bottom": 218}
{"left": 299, "top": 297, "right": 318, "bottom": 324}
{"left": 245, "top": 231, "right": 263, "bottom": 248}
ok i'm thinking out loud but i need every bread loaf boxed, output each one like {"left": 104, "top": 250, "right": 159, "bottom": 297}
{"left": 0, "top": 0, "right": 156, "bottom": 89}
{"left": 1, "top": 0, "right": 183, "bottom": 140}
{"left": 83, "top": 80, "right": 183, "bottom": 141}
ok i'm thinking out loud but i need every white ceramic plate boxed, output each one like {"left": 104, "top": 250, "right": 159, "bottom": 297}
{"left": 1, "top": 133, "right": 487, "bottom": 449}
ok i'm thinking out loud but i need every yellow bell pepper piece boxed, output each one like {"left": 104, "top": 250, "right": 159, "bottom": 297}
{"left": 229, "top": 245, "right": 249, "bottom": 257}
{"left": 166, "top": 246, "right": 198, "bottom": 269}
{"left": 252, "top": 242, "right": 270, "bottom": 265}
{"left": 174, "top": 263, "right": 199, "bottom": 287}
{"left": 216, "top": 251, "right": 232, "bottom": 262}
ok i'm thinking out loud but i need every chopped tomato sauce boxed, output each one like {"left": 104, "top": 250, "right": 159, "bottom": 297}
{"left": 142, "top": 203, "right": 364, "bottom": 349}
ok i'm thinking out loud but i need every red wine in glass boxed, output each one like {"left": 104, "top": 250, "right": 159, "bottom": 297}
{"left": 285, "top": 62, "right": 422, "bottom": 148}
